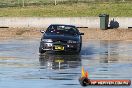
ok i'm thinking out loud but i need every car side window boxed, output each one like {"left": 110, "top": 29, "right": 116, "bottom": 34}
{"left": 68, "top": 28, "right": 76, "bottom": 34}
{"left": 46, "top": 25, "right": 57, "bottom": 33}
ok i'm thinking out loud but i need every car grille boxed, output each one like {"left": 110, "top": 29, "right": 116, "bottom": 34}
{"left": 53, "top": 40, "right": 67, "bottom": 44}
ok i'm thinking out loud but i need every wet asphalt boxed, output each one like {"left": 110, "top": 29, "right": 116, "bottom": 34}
{"left": 0, "top": 39, "right": 132, "bottom": 88}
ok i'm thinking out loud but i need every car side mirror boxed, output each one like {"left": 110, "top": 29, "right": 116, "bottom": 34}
{"left": 80, "top": 33, "right": 84, "bottom": 35}
{"left": 40, "top": 30, "right": 45, "bottom": 33}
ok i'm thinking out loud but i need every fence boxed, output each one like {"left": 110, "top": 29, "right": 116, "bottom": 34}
{"left": 0, "top": 0, "right": 132, "bottom": 7}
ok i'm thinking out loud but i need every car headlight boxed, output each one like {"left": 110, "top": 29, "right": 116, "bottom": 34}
{"left": 42, "top": 39, "right": 53, "bottom": 42}
{"left": 67, "top": 40, "right": 78, "bottom": 43}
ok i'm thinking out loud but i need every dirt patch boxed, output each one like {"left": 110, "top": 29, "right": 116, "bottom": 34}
{"left": 79, "top": 28, "right": 132, "bottom": 41}
{"left": 16, "top": 29, "right": 30, "bottom": 35}
{"left": 0, "top": 28, "right": 132, "bottom": 41}
{"left": 0, "top": 28, "right": 42, "bottom": 40}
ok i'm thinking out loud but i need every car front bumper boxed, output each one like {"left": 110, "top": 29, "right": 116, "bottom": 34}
{"left": 40, "top": 42, "right": 80, "bottom": 52}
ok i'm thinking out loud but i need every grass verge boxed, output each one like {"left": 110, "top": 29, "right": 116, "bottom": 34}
{"left": 0, "top": 2, "right": 132, "bottom": 17}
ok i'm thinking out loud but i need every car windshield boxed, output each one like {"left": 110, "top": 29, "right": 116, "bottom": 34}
{"left": 45, "top": 25, "right": 78, "bottom": 36}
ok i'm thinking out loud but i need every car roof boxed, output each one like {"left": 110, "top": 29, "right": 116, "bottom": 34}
{"left": 50, "top": 24, "right": 76, "bottom": 27}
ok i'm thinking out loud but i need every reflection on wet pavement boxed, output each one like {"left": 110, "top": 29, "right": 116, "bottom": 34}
{"left": 39, "top": 54, "right": 81, "bottom": 69}
{"left": 0, "top": 39, "right": 132, "bottom": 88}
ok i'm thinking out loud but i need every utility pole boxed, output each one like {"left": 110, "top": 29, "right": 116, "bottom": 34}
{"left": 22, "top": 0, "right": 25, "bottom": 7}
{"left": 17, "top": 0, "right": 19, "bottom": 6}
{"left": 55, "top": 0, "right": 57, "bottom": 5}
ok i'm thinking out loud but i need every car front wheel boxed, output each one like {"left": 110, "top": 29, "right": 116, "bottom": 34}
{"left": 39, "top": 47, "right": 46, "bottom": 54}
{"left": 76, "top": 43, "right": 81, "bottom": 54}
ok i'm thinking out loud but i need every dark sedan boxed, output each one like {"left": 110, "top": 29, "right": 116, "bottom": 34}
{"left": 39, "top": 24, "right": 84, "bottom": 54}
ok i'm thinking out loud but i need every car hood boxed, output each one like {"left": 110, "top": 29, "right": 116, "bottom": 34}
{"left": 43, "top": 34, "right": 79, "bottom": 41}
